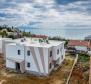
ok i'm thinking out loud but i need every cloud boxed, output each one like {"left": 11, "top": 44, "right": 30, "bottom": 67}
{"left": 55, "top": 0, "right": 88, "bottom": 5}
{"left": 28, "top": 0, "right": 91, "bottom": 29}
{"left": 0, "top": 0, "right": 91, "bottom": 29}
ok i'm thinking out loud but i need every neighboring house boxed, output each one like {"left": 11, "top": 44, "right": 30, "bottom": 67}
{"left": 85, "top": 36, "right": 91, "bottom": 84}
{"left": 66, "top": 47, "right": 76, "bottom": 55}
{"left": 7, "top": 32, "right": 22, "bottom": 39}
{"left": 31, "top": 35, "right": 48, "bottom": 42}
{"left": 32, "top": 35, "right": 48, "bottom": 39}
{"left": 0, "top": 38, "right": 12, "bottom": 56}
{"left": 67, "top": 40, "right": 91, "bottom": 53}
{"left": 5, "top": 38, "right": 65, "bottom": 76}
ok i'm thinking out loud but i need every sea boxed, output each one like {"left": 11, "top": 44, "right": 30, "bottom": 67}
{"left": 20, "top": 28, "right": 91, "bottom": 40}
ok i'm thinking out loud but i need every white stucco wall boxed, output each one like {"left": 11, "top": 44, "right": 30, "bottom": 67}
{"left": 25, "top": 46, "right": 49, "bottom": 75}
{"left": 53, "top": 43, "right": 65, "bottom": 61}
{"left": 43, "top": 48, "right": 48, "bottom": 74}
{"left": 6, "top": 43, "right": 25, "bottom": 60}
{"left": 52, "top": 46, "right": 61, "bottom": 60}
{"left": 25, "top": 46, "right": 39, "bottom": 72}
{"left": 34, "top": 47, "right": 44, "bottom": 73}
{"left": 0, "top": 38, "right": 12, "bottom": 54}
{"left": 3, "top": 39, "right": 13, "bottom": 57}
{"left": 6, "top": 43, "right": 25, "bottom": 69}
{"left": 5, "top": 40, "right": 65, "bottom": 75}
{"left": 6, "top": 59, "right": 15, "bottom": 69}
{"left": 59, "top": 43, "right": 65, "bottom": 64}
{"left": 0, "top": 39, "right": 2, "bottom": 53}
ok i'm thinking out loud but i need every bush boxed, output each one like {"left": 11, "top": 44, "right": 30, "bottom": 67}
{"left": 78, "top": 53, "right": 90, "bottom": 62}
{"left": 7, "top": 34, "right": 15, "bottom": 39}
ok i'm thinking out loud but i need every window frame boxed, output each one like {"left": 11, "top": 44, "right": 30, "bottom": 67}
{"left": 27, "top": 50, "right": 30, "bottom": 56}
{"left": 18, "top": 50, "right": 21, "bottom": 55}
{"left": 27, "top": 62, "right": 30, "bottom": 68}
{"left": 50, "top": 51, "right": 52, "bottom": 57}
{"left": 57, "top": 49, "right": 59, "bottom": 55}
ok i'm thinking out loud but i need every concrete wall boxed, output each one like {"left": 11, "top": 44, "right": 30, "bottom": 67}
{"left": 53, "top": 43, "right": 65, "bottom": 62}
{"left": 43, "top": 48, "right": 49, "bottom": 74}
{"left": 25, "top": 46, "right": 49, "bottom": 75}
{"left": 6, "top": 43, "right": 25, "bottom": 69}
{"left": 0, "top": 39, "right": 3, "bottom": 53}
{"left": 48, "top": 47, "right": 54, "bottom": 73}
{"left": 2, "top": 39, "right": 13, "bottom": 57}
{"left": 58, "top": 43, "right": 65, "bottom": 64}
{"left": 5, "top": 41, "right": 65, "bottom": 75}
{"left": 6, "top": 59, "right": 15, "bottom": 69}
{"left": 6, "top": 43, "right": 25, "bottom": 60}
{"left": 25, "top": 46, "right": 39, "bottom": 73}
{"left": 0, "top": 38, "right": 12, "bottom": 55}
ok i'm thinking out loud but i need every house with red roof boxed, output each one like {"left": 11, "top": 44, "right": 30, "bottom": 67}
{"left": 67, "top": 40, "right": 91, "bottom": 54}
{"left": 32, "top": 35, "right": 48, "bottom": 39}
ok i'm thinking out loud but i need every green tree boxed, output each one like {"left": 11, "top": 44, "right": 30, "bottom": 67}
{"left": 1, "top": 29, "right": 8, "bottom": 37}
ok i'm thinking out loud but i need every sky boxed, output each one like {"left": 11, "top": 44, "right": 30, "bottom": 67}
{"left": 0, "top": 0, "right": 91, "bottom": 29}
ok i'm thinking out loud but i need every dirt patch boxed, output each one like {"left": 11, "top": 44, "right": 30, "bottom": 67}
{"left": 69, "top": 54, "right": 89, "bottom": 84}
{"left": 0, "top": 80, "right": 6, "bottom": 84}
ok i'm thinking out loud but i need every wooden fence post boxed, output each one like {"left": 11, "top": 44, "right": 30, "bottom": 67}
{"left": 66, "top": 54, "right": 78, "bottom": 84}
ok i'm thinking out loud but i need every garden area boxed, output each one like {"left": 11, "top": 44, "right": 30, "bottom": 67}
{"left": 69, "top": 53, "right": 90, "bottom": 84}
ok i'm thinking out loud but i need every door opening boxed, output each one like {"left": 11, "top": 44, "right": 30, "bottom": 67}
{"left": 16, "top": 62, "right": 20, "bottom": 71}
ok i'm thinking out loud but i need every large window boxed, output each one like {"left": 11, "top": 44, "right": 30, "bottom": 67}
{"left": 27, "top": 50, "right": 30, "bottom": 56}
{"left": 18, "top": 50, "right": 21, "bottom": 55}
{"left": 57, "top": 49, "right": 59, "bottom": 55}
{"left": 27, "top": 62, "right": 30, "bottom": 68}
{"left": 50, "top": 51, "right": 52, "bottom": 57}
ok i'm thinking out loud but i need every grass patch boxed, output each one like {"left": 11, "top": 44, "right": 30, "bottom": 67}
{"left": 78, "top": 53, "right": 90, "bottom": 62}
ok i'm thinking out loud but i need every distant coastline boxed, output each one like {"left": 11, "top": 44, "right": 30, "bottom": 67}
{"left": 19, "top": 28, "right": 91, "bottom": 40}
{"left": 0, "top": 25, "right": 91, "bottom": 40}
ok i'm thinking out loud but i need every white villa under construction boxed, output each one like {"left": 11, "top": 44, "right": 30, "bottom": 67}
{"left": 0, "top": 37, "right": 65, "bottom": 76}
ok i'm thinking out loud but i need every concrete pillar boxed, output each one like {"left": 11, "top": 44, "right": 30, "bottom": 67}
{"left": 20, "top": 61, "right": 25, "bottom": 73}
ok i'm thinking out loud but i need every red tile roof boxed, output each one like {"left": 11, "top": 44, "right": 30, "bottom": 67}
{"left": 32, "top": 35, "right": 48, "bottom": 39}
{"left": 68, "top": 40, "right": 90, "bottom": 48}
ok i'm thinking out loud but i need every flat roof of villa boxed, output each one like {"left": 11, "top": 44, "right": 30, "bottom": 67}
{"left": 7, "top": 38, "right": 64, "bottom": 48}
{"left": 25, "top": 41, "right": 64, "bottom": 48}
{"left": 0, "top": 38, "right": 11, "bottom": 40}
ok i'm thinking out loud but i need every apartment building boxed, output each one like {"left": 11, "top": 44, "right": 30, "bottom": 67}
{"left": 5, "top": 38, "right": 65, "bottom": 76}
